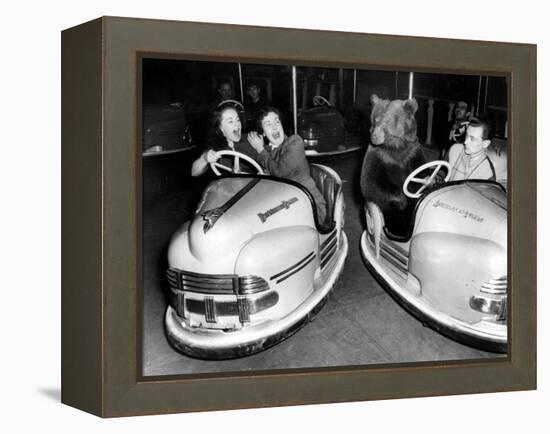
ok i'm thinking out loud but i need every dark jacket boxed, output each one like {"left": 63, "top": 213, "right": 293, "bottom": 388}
{"left": 256, "top": 135, "right": 327, "bottom": 223}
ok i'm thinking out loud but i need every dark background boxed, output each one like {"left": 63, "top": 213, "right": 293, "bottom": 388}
{"left": 143, "top": 58, "right": 508, "bottom": 148}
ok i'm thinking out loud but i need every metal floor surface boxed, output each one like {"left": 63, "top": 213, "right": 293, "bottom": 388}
{"left": 141, "top": 146, "right": 503, "bottom": 377}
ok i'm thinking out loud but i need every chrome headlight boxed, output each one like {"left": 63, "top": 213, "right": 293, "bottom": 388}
{"left": 469, "top": 276, "right": 507, "bottom": 322}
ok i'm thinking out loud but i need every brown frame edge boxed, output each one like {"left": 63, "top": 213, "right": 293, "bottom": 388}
{"left": 61, "top": 16, "right": 536, "bottom": 417}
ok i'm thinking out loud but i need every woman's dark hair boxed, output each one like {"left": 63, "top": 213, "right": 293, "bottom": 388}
{"left": 206, "top": 105, "right": 241, "bottom": 151}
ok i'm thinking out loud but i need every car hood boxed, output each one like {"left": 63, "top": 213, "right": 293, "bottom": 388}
{"left": 168, "top": 177, "right": 316, "bottom": 273}
{"left": 413, "top": 181, "right": 507, "bottom": 248}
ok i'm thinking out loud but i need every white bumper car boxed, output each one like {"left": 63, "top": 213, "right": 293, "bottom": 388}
{"left": 361, "top": 161, "right": 507, "bottom": 352}
{"left": 165, "top": 151, "right": 348, "bottom": 358}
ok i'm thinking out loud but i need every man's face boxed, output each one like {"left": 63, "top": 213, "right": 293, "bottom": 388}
{"left": 261, "top": 112, "right": 284, "bottom": 147}
{"left": 455, "top": 104, "right": 468, "bottom": 120}
{"left": 247, "top": 85, "right": 260, "bottom": 102}
{"left": 219, "top": 108, "right": 241, "bottom": 143}
{"left": 218, "top": 83, "right": 233, "bottom": 100}
{"left": 464, "top": 125, "right": 490, "bottom": 155}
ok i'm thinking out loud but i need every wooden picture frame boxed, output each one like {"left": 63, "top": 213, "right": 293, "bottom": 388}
{"left": 61, "top": 16, "right": 536, "bottom": 417}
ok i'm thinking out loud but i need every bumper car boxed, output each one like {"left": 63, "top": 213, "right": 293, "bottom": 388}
{"left": 361, "top": 160, "right": 507, "bottom": 352}
{"left": 143, "top": 103, "right": 195, "bottom": 156}
{"left": 165, "top": 150, "right": 348, "bottom": 359}
{"left": 298, "top": 96, "right": 366, "bottom": 157}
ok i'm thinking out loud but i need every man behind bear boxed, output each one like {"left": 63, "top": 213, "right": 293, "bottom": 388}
{"left": 440, "top": 100, "right": 470, "bottom": 159}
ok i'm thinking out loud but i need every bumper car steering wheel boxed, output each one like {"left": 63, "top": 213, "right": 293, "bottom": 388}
{"left": 313, "top": 95, "right": 332, "bottom": 107}
{"left": 217, "top": 99, "right": 244, "bottom": 111}
{"left": 403, "top": 160, "right": 451, "bottom": 199}
{"left": 210, "top": 150, "right": 264, "bottom": 176}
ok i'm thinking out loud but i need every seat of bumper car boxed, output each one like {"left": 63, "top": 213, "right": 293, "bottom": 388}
{"left": 487, "top": 137, "right": 507, "bottom": 188}
{"left": 310, "top": 164, "right": 341, "bottom": 230}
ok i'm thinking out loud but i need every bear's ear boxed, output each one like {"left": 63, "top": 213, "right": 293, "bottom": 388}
{"left": 371, "top": 94, "right": 380, "bottom": 104}
{"left": 404, "top": 98, "right": 418, "bottom": 115}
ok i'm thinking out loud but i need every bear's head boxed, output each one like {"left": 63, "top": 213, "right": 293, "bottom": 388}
{"left": 369, "top": 94, "right": 419, "bottom": 148}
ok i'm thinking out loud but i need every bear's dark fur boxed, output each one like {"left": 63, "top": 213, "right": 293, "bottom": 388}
{"left": 360, "top": 94, "right": 426, "bottom": 238}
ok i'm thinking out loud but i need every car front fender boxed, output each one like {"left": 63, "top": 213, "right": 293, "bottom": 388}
{"left": 235, "top": 226, "right": 319, "bottom": 319}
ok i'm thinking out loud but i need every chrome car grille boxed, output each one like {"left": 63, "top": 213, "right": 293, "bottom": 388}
{"left": 168, "top": 288, "right": 279, "bottom": 325}
{"left": 320, "top": 231, "right": 337, "bottom": 269}
{"left": 480, "top": 276, "right": 507, "bottom": 295}
{"left": 184, "top": 292, "right": 279, "bottom": 318}
{"left": 366, "top": 230, "right": 409, "bottom": 277}
{"left": 379, "top": 238, "right": 409, "bottom": 276}
{"left": 167, "top": 268, "right": 275, "bottom": 325}
{"left": 167, "top": 268, "right": 269, "bottom": 295}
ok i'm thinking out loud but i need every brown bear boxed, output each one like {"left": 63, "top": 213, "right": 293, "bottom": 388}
{"left": 360, "top": 94, "right": 426, "bottom": 238}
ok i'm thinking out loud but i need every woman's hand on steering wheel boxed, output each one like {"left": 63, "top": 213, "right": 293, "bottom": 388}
{"left": 204, "top": 149, "right": 220, "bottom": 164}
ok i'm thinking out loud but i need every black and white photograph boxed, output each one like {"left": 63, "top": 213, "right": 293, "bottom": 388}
{"left": 5, "top": 0, "right": 546, "bottom": 431}
{"left": 141, "top": 58, "right": 508, "bottom": 376}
